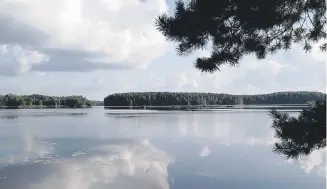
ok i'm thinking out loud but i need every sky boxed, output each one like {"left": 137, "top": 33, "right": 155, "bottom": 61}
{"left": 0, "top": 0, "right": 325, "bottom": 100}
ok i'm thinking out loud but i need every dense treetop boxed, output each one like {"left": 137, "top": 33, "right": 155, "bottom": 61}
{"left": 155, "top": 0, "right": 326, "bottom": 72}
{"left": 0, "top": 94, "right": 93, "bottom": 108}
{"left": 270, "top": 100, "right": 326, "bottom": 159}
{"left": 104, "top": 91, "right": 325, "bottom": 106}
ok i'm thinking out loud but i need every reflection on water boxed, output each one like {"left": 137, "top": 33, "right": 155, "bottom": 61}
{"left": 0, "top": 108, "right": 325, "bottom": 189}
{"left": 0, "top": 109, "right": 87, "bottom": 120}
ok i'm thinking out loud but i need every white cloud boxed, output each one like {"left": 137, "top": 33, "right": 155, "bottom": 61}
{"left": 0, "top": 137, "right": 54, "bottom": 166}
{"left": 199, "top": 146, "right": 211, "bottom": 157}
{"left": 166, "top": 72, "right": 200, "bottom": 90}
{"left": 285, "top": 149, "right": 326, "bottom": 177}
{"left": 0, "top": 0, "right": 325, "bottom": 95}
{"left": 158, "top": 45, "right": 325, "bottom": 95}
{"left": 298, "top": 149, "right": 326, "bottom": 174}
{"left": 0, "top": 0, "right": 168, "bottom": 75}
{"left": 310, "top": 42, "right": 326, "bottom": 62}
{"left": 0, "top": 45, "right": 48, "bottom": 76}
{"left": 28, "top": 139, "right": 172, "bottom": 189}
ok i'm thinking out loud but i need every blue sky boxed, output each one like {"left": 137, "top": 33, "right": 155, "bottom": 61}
{"left": 0, "top": 0, "right": 325, "bottom": 100}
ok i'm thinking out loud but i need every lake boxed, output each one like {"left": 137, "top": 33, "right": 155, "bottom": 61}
{"left": 0, "top": 107, "right": 325, "bottom": 189}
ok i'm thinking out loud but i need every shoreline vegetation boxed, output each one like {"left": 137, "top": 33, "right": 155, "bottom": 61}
{"left": 0, "top": 91, "right": 325, "bottom": 110}
{"left": 104, "top": 91, "right": 325, "bottom": 108}
{"left": 0, "top": 94, "right": 93, "bottom": 109}
{"left": 104, "top": 104, "right": 310, "bottom": 111}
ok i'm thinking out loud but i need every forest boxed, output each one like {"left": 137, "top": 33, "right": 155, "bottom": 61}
{"left": 0, "top": 94, "right": 93, "bottom": 108}
{"left": 104, "top": 91, "right": 326, "bottom": 106}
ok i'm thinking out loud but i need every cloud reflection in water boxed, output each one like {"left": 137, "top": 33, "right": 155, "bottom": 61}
{"left": 0, "top": 109, "right": 325, "bottom": 189}
{"left": 0, "top": 138, "right": 171, "bottom": 189}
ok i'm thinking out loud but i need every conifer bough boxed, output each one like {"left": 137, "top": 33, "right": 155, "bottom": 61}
{"left": 155, "top": 0, "right": 326, "bottom": 72}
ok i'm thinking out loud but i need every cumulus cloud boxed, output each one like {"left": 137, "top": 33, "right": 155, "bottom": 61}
{"left": 0, "top": 138, "right": 172, "bottom": 189}
{"left": 0, "top": 0, "right": 325, "bottom": 95}
{"left": 299, "top": 149, "right": 326, "bottom": 174}
{"left": 0, "top": 138, "right": 54, "bottom": 166}
{"left": 285, "top": 149, "right": 326, "bottom": 175}
{"left": 157, "top": 44, "right": 326, "bottom": 95}
{"left": 0, "top": 0, "right": 168, "bottom": 75}
{"left": 0, "top": 45, "right": 48, "bottom": 76}
{"left": 285, "top": 149, "right": 326, "bottom": 178}
{"left": 199, "top": 146, "right": 211, "bottom": 157}
{"left": 166, "top": 72, "right": 200, "bottom": 91}
{"left": 31, "top": 139, "right": 171, "bottom": 189}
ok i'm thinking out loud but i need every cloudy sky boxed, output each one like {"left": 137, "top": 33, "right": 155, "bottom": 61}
{"left": 0, "top": 0, "right": 325, "bottom": 100}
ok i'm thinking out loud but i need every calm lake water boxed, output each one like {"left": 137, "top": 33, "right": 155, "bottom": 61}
{"left": 0, "top": 107, "right": 325, "bottom": 189}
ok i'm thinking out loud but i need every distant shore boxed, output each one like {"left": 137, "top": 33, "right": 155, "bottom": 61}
{"left": 0, "top": 94, "right": 93, "bottom": 109}
{"left": 0, "top": 105, "right": 92, "bottom": 109}
{"left": 104, "top": 104, "right": 310, "bottom": 111}
{"left": 104, "top": 91, "right": 325, "bottom": 107}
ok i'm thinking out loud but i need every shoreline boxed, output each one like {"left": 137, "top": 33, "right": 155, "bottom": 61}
{"left": 0, "top": 105, "right": 92, "bottom": 109}
{"left": 0, "top": 104, "right": 311, "bottom": 110}
{"left": 104, "top": 104, "right": 310, "bottom": 110}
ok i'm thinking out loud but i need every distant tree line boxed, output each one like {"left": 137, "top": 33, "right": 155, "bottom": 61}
{"left": 104, "top": 91, "right": 325, "bottom": 106}
{"left": 91, "top": 101, "right": 104, "bottom": 106}
{"left": 0, "top": 94, "right": 93, "bottom": 108}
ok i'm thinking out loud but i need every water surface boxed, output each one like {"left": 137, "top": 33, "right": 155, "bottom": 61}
{"left": 0, "top": 108, "right": 325, "bottom": 189}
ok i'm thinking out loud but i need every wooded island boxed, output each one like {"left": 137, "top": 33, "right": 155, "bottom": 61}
{"left": 0, "top": 94, "right": 93, "bottom": 108}
{"left": 104, "top": 91, "right": 325, "bottom": 106}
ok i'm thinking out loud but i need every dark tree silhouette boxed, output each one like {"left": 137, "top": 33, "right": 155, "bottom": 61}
{"left": 104, "top": 91, "right": 325, "bottom": 106}
{"left": 270, "top": 100, "right": 326, "bottom": 159}
{"left": 155, "top": 0, "right": 326, "bottom": 72}
{"left": 155, "top": 0, "right": 326, "bottom": 158}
